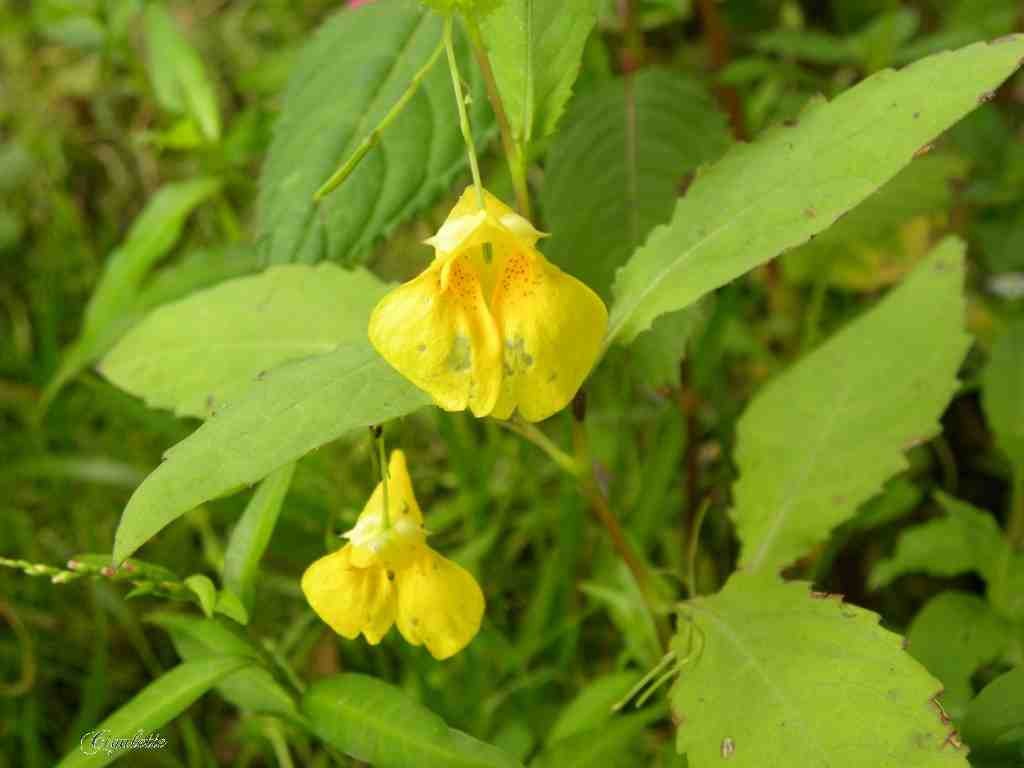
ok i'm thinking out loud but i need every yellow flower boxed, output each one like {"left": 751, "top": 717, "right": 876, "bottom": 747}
{"left": 301, "top": 450, "right": 484, "bottom": 660}
{"left": 369, "top": 188, "right": 608, "bottom": 422}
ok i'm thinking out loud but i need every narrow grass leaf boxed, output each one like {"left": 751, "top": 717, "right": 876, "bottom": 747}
{"left": 42, "top": 178, "right": 221, "bottom": 409}
{"left": 222, "top": 462, "right": 296, "bottom": 613}
{"left": 55, "top": 656, "right": 251, "bottom": 768}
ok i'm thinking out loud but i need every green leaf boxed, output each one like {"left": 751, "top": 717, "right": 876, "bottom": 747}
{"left": 55, "top": 656, "right": 251, "bottom": 768}
{"left": 607, "top": 36, "right": 1024, "bottom": 345}
{"left": 870, "top": 493, "right": 1005, "bottom": 589}
{"left": 259, "top": 0, "right": 491, "bottom": 265}
{"left": 479, "top": 0, "right": 596, "bottom": 143}
{"left": 222, "top": 463, "right": 296, "bottom": 613}
{"left": 962, "top": 667, "right": 1024, "bottom": 761}
{"left": 981, "top": 317, "right": 1024, "bottom": 467}
{"left": 670, "top": 573, "right": 968, "bottom": 767}
{"left": 781, "top": 153, "right": 968, "bottom": 291}
{"left": 542, "top": 69, "right": 730, "bottom": 298}
{"left": 870, "top": 493, "right": 1024, "bottom": 621}
{"left": 113, "top": 342, "right": 430, "bottom": 562}
{"left": 147, "top": 612, "right": 299, "bottom": 721}
{"left": 101, "top": 264, "right": 389, "bottom": 419}
{"left": 531, "top": 712, "right": 657, "bottom": 768}
{"left": 214, "top": 590, "right": 249, "bottom": 625}
{"left": 183, "top": 574, "right": 217, "bottom": 618}
{"left": 134, "top": 244, "right": 261, "bottom": 313}
{"left": 547, "top": 672, "right": 641, "bottom": 744}
{"left": 732, "top": 241, "right": 970, "bottom": 574}
{"left": 41, "top": 178, "right": 221, "bottom": 409}
{"left": 144, "top": 5, "right": 221, "bottom": 142}
{"left": 303, "top": 673, "right": 524, "bottom": 768}
{"left": 905, "top": 592, "right": 1015, "bottom": 720}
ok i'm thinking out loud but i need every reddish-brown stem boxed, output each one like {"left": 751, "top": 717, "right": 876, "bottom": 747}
{"left": 696, "top": 0, "right": 746, "bottom": 140}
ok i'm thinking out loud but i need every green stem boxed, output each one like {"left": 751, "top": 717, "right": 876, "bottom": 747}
{"left": 1009, "top": 462, "right": 1024, "bottom": 551}
{"left": 686, "top": 496, "right": 711, "bottom": 597}
{"left": 444, "top": 15, "right": 485, "bottom": 211}
{"left": 463, "top": 16, "right": 531, "bottom": 218}
{"left": 499, "top": 417, "right": 580, "bottom": 477}
{"left": 373, "top": 427, "right": 391, "bottom": 530}
{"left": 313, "top": 36, "right": 446, "bottom": 201}
{"left": 571, "top": 417, "right": 669, "bottom": 649}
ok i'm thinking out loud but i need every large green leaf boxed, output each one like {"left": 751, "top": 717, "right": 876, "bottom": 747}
{"left": 607, "top": 36, "right": 1024, "bottom": 345}
{"left": 146, "top": 612, "right": 300, "bottom": 721}
{"left": 303, "top": 673, "right": 524, "bottom": 768}
{"left": 732, "top": 241, "right": 970, "bottom": 575}
{"left": 670, "top": 573, "right": 967, "bottom": 767}
{"left": 101, "top": 264, "right": 389, "bottom": 418}
{"left": 113, "top": 342, "right": 430, "bottom": 562}
{"left": 55, "top": 656, "right": 251, "bottom": 768}
{"left": 222, "top": 462, "right": 296, "bottom": 613}
{"left": 781, "top": 153, "right": 967, "bottom": 290}
{"left": 904, "top": 592, "right": 1016, "bottom": 720}
{"left": 961, "top": 667, "right": 1024, "bottom": 762}
{"left": 42, "top": 178, "right": 221, "bottom": 409}
{"left": 981, "top": 317, "right": 1024, "bottom": 467}
{"left": 542, "top": 70, "right": 730, "bottom": 298}
{"left": 479, "top": 0, "right": 596, "bottom": 143}
{"left": 259, "top": 0, "right": 491, "bottom": 265}
{"left": 144, "top": 4, "right": 221, "bottom": 142}
{"left": 870, "top": 493, "right": 1005, "bottom": 589}
{"left": 871, "top": 493, "right": 1024, "bottom": 622}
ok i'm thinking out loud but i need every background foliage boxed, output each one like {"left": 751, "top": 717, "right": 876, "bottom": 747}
{"left": 2, "top": 1, "right": 1023, "bottom": 766}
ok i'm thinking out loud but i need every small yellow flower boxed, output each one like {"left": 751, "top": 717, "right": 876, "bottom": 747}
{"left": 301, "top": 450, "right": 484, "bottom": 660}
{"left": 369, "top": 188, "right": 608, "bottom": 422}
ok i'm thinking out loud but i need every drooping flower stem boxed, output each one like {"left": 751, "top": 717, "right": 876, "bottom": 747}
{"left": 313, "top": 35, "right": 446, "bottom": 201}
{"left": 371, "top": 426, "right": 391, "bottom": 530}
{"left": 462, "top": 16, "right": 531, "bottom": 218}
{"left": 444, "top": 15, "right": 486, "bottom": 211}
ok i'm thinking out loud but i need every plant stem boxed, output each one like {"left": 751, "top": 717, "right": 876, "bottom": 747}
{"left": 686, "top": 497, "right": 711, "bottom": 597}
{"left": 696, "top": 0, "right": 746, "bottom": 139}
{"left": 500, "top": 417, "right": 580, "bottom": 477}
{"left": 444, "top": 15, "right": 486, "bottom": 211}
{"left": 463, "top": 16, "right": 531, "bottom": 218}
{"left": 373, "top": 427, "right": 391, "bottom": 530}
{"left": 571, "top": 416, "right": 669, "bottom": 647}
{"left": 314, "top": 36, "right": 446, "bottom": 201}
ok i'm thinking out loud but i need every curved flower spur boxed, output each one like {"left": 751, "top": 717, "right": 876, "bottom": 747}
{"left": 369, "top": 187, "right": 608, "bottom": 422}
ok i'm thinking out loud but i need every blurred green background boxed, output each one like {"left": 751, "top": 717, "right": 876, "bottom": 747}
{"left": 2, "top": 0, "right": 1022, "bottom": 765}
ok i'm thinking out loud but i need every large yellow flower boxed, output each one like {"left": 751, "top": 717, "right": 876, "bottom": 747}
{"left": 301, "top": 450, "right": 484, "bottom": 660}
{"left": 369, "top": 188, "right": 607, "bottom": 422}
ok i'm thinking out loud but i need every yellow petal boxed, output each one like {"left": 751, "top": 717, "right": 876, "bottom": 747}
{"left": 490, "top": 246, "right": 608, "bottom": 422}
{"left": 368, "top": 257, "right": 501, "bottom": 417}
{"left": 347, "top": 450, "right": 427, "bottom": 570}
{"left": 426, "top": 187, "right": 543, "bottom": 256}
{"left": 395, "top": 548, "right": 485, "bottom": 660}
{"left": 301, "top": 545, "right": 395, "bottom": 644}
